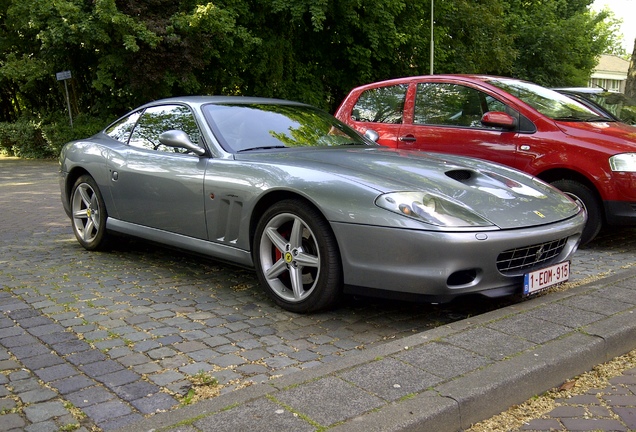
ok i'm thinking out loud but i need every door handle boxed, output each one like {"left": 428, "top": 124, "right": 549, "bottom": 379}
{"left": 399, "top": 136, "right": 416, "bottom": 143}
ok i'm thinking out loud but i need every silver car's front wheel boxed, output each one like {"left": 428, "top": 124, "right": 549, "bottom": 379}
{"left": 254, "top": 200, "right": 342, "bottom": 313}
{"left": 71, "top": 175, "right": 109, "bottom": 251}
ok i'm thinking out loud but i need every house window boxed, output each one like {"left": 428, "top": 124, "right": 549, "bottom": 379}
{"left": 589, "top": 78, "right": 622, "bottom": 93}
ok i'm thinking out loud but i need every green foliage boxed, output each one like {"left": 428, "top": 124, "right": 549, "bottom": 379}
{"left": 41, "top": 114, "right": 106, "bottom": 155}
{"left": 0, "top": 114, "right": 106, "bottom": 158}
{"left": 503, "top": 0, "right": 614, "bottom": 87}
{"left": 0, "top": 119, "right": 52, "bottom": 159}
{"left": 0, "top": 0, "right": 627, "bottom": 155}
{"left": 592, "top": 6, "right": 628, "bottom": 58}
{"left": 434, "top": 0, "right": 515, "bottom": 75}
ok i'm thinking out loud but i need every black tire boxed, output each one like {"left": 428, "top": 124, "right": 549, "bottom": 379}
{"left": 253, "top": 199, "right": 343, "bottom": 313}
{"left": 551, "top": 179, "right": 602, "bottom": 245}
{"left": 70, "top": 175, "right": 110, "bottom": 251}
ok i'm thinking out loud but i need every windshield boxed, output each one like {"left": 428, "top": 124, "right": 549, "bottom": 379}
{"left": 587, "top": 92, "right": 636, "bottom": 125}
{"left": 202, "top": 103, "right": 370, "bottom": 152}
{"left": 487, "top": 78, "right": 605, "bottom": 122}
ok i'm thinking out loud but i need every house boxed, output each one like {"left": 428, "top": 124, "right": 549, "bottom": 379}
{"left": 589, "top": 54, "right": 630, "bottom": 93}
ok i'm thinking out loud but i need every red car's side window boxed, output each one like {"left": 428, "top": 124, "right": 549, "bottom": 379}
{"left": 414, "top": 83, "right": 483, "bottom": 127}
{"left": 351, "top": 84, "right": 408, "bottom": 124}
{"left": 413, "top": 83, "right": 506, "bottom": 130}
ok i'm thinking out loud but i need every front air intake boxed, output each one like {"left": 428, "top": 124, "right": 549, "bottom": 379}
{"left": 497, "top": 238, "right": 568, "bottom": 275}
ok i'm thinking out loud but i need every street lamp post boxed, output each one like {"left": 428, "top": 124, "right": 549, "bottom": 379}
{"left": 430, "top": 0, "right": 434, "bottom": 75}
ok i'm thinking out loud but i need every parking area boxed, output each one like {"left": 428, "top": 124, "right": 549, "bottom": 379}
{"left": 1, "top": 158, "right": 635, "bottom": 431}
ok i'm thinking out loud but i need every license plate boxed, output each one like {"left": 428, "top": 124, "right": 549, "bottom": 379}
{"left": 523, "top": 261, "right": 570, "bottom": 295}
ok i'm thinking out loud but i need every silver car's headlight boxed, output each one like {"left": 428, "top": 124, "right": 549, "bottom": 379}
{"left": 609, "top": 153, "right": 636, "bottom": 172}
{"left": 375, "top": 192, "right": 494, "bottom": 227}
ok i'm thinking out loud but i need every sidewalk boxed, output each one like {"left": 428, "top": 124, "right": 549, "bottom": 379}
{"left": 120, "top": 267, "right": 636, "bottom": 432}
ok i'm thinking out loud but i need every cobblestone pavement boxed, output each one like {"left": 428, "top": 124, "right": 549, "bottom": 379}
{"left": 1, "top": 158, "right": 635, "bottom": 431}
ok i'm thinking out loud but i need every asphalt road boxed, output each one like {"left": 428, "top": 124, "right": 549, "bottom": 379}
{"left": 1, "top": 158, "right": 635, "bottom": 431}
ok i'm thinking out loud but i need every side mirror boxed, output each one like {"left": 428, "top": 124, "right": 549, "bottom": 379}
{"left": 481, "top": 111, "right": 517, "bottom": 130}
{"left": 159, "top": 130, "right": 206, "bottom": 156}
{"left": 364, "top": 129, "right": 380, "bottom": 142}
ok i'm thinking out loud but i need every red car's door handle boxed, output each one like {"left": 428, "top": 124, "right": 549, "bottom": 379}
{"left": 399, "top": 136, "right": 416, "bottom": 143}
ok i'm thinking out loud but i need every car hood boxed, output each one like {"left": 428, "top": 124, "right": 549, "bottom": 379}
{"left": 238, "top": 147, "right": 581, "bottom": 229}
{"left": 555, "top": 121, "right": 636, "bottom": 151}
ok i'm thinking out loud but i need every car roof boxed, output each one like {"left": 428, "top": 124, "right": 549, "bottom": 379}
{"left": 552, "top": 87, "right": 605, "bottom": 94}
{"left": 140, "top": 95, "right": 310, "bottom": 110}
{"left": 348, "top": 74, "right": 524, "bottom": 90}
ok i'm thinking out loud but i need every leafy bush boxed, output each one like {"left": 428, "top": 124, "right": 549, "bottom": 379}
{"left": 41, "top": 114, "right": 106, "bottom": 156}
{"left": 0, "top": 118, "right": 51, "bottom": 159}
{"left": 0, "top": 114, "right": 106, "bottom": 159}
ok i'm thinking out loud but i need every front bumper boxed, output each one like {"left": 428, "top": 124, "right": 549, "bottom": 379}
{"left": 331, "top": 210, "right": 585, "bottom": 302}
{"left": 604, "top": 171, "right": 636, "bottom": 225}
{"left": 59, "top": 169, "right": 71, "bottom": 218}
{"left": 604, "top": 200, "right": 636, "bottom": 226}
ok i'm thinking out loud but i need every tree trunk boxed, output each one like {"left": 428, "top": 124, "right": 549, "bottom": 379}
{"left": 626, "top": 38, "right": 636, "bottom": 98}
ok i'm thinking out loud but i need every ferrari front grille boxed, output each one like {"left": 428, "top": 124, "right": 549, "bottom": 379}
{"left": 497, "top": 238, "right": 568, "bottom": 275}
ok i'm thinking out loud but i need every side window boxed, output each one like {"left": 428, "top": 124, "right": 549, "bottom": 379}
{"left": 105, "top": 111, "right": 141, "bottom": 143}
{"left": 414, "top": 83, "right": 509, "bottom": 130}
{"left": 128, "top": 105, "right": 201, "bottom": 153}
{"left": 351, "top": 84, "right": 408, "bottom": 124}
{"left": 485, "top": 96, "right": 508, "bottom": 113}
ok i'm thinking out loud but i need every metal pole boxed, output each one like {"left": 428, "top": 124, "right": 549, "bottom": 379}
{"left": 64, "top": 80, "right": 73, "bottom": 128}
{"left": 430, "top": 0, "right": 434, "bottom": 75}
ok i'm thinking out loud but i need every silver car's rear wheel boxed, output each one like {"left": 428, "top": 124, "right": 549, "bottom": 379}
{"left": 254, "top": 200, "right": 342, "bottom": 313}
{"left": 71, "top": 175, "right": 109, "bottom": 251}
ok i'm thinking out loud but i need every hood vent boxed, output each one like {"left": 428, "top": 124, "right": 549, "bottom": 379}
{"left": 445, "top": 169, "right": 474, "bottom": 183}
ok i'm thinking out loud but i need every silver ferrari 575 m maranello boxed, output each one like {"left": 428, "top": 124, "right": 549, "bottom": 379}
{"left": 59, "top": 96, "right": 586, "bottom": 313}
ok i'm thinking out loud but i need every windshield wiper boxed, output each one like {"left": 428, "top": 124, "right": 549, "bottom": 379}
{"left": 553, "top": 115, "right": 587, "bottom": 122}
{"left": 583, "top": 116, "right": 615, "bottom": 122}
{"left": 236, "top": 146, "right": 287, "bottom": 152}
{"left": 554, "top": 115, "right": 615, "bottom": 123}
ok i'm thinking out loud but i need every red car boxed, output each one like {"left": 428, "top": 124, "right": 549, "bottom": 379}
{"left": 335, "top": 75, "right": 636, "bottom": 244}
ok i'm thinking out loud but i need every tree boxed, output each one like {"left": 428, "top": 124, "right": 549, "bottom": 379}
{"left": 0, "top": 0, "right": 626, "bottom": 128}
{"left": 0, "top": 0, "right": 258, "bottom": 120}
{"left": 626, "top": 38, "right": 636, "bottom": 99}
{"left": 593, "top": 7, "right": 628, "bottom": 58}
{"left": 432, "top": 0, "right": 516, "bottom": 76}
{"left": 502, "top": 0, "right": 615, "bottom": 87}
{"left": 236, "top": 0, "right": 435, "bottom": 109}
